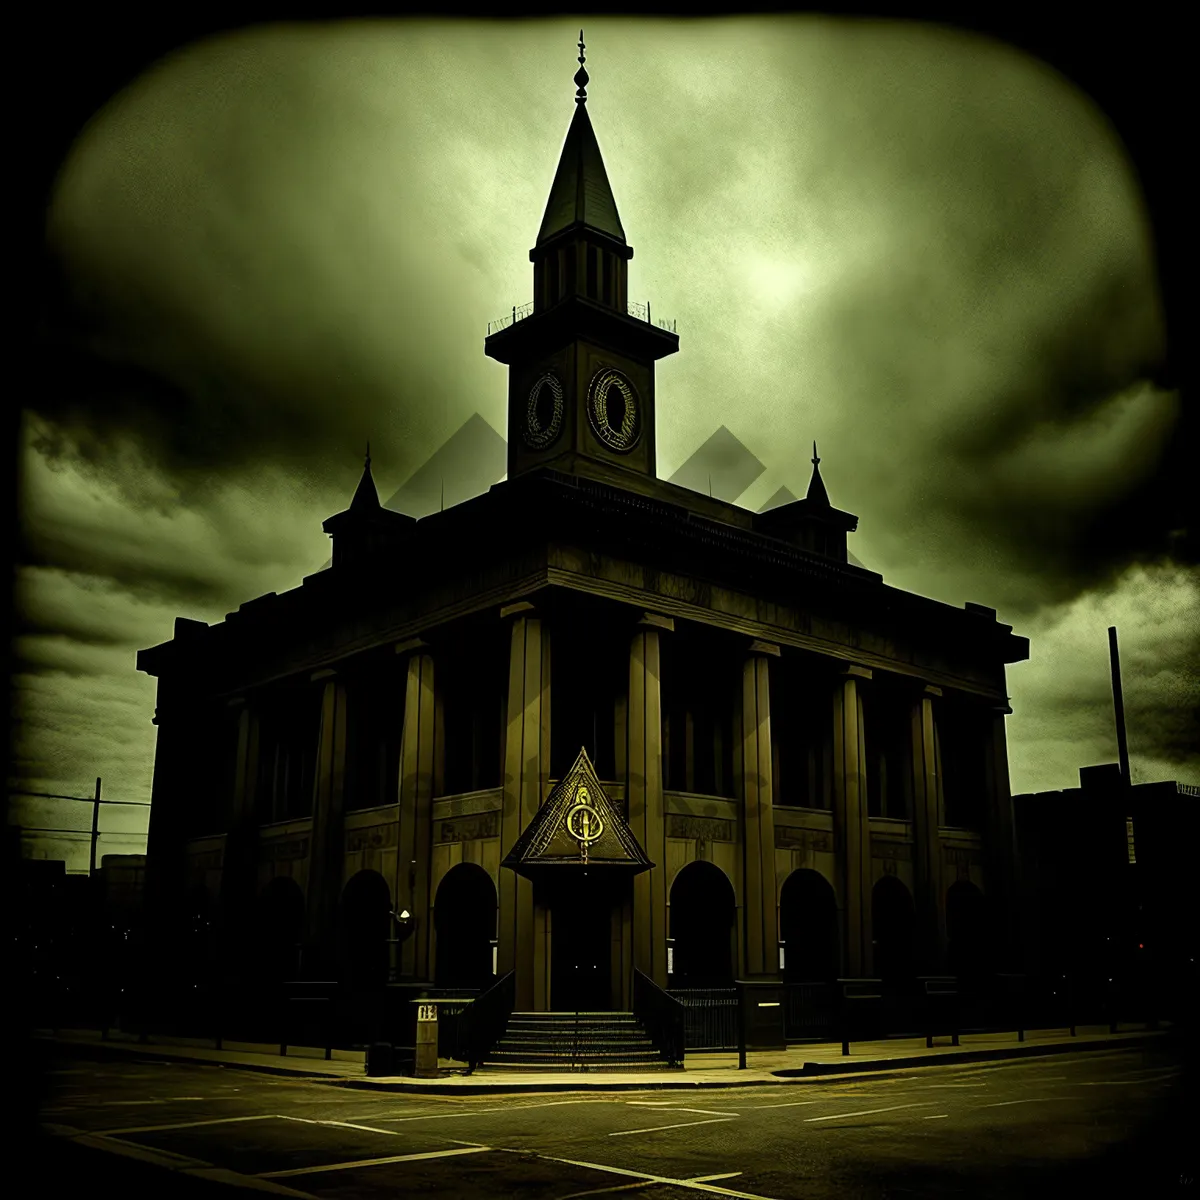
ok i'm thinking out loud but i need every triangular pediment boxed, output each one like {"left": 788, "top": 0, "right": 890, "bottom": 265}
{"left": 501, "top": 747, "right": 652, "bottom": 878}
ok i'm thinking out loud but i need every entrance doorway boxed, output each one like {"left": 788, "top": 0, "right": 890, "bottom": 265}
{"left": 550, "top": 879, "right": 613, "bottom": 1011}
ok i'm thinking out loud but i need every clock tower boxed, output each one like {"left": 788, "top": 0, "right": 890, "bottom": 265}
{"left": 485, "top": 34, "right": 679, "bottom": 490}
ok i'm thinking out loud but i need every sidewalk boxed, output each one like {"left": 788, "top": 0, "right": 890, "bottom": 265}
{"left": 38, "top": 1024, "right": 1170, "bottom": 1093}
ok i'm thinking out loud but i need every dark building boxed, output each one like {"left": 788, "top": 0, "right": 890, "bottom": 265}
{"left": 1014, "top": 768, "right": 1199, "bottom": 1020}
{"left": 136, "top": 47, "right": 1029, "bottom": 1034}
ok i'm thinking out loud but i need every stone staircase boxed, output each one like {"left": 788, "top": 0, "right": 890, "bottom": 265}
{"left": 481, "top": 1011, "right": 677, "bottom": 1071}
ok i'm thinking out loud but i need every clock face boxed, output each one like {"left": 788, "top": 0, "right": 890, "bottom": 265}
{"left": 523, "top": 372, "right": 564, "bottom": 449}
{"left": 586, "top": 367, "right": 641, "bottom": 453}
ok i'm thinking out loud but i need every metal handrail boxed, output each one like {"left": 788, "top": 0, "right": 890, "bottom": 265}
{"left": 486, "top": 299, "right": 676, "bottom": 336}
{"left": 633, "top": 969, "right": 685, "bottom": 1067}
{"left": 460, "top": 970, "right": 515, "bottom": 1072}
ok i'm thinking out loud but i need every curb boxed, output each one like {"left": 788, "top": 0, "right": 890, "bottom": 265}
{"left": 777, "top": 1032, "right": 1169, "bottom": 1077}
{"left": 38, "top": 1030, "right": 1171, "bottom": 1095}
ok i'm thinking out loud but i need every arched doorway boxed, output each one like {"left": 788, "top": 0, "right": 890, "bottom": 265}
{"left": 254, "top": 876, "right": 306, "bottom": 982}
{"left": 669, "top": 861, "right": 736, "bottom": 987}
{"left": 871, "top": 876, "right": 915, "bottom": 982}
{"left": 339, "top": 870, "right": 391, "bottom": 988}
{"left": 946, "top": 880, "right": 989, "bottom": 982}
{"left": 434, "top": 864, "right": 496, "bottom": 990}
{"left": 779, "top": 869, "right": 839, "bottom": 981}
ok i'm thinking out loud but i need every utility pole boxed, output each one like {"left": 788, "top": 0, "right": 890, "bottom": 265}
{"left": 89, "top": 776, "right": 102, "bottom": 876}
{"left": 1107, "top": 627, "right": 1131, "bottom": 785}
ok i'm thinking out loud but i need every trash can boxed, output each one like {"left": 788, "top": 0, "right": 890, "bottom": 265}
{"left": 365, "top": 1042, "right": 394, "bottom": 1077}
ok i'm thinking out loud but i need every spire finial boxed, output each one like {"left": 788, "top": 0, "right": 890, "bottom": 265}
{"left": 365, "top": 440, "right": 371, "bottom": 470}
{"left": 812, "top": 440, "right": 820, "bottom": 467}
{"left": 574, "top": 29, "right": 589, "bottom": 104}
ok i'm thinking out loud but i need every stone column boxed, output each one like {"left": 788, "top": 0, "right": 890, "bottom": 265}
{"left": 628, "top": 612, "right": 671, "bottom": 989}
{"left": 142, "top": 693, "right": 195, "bottom": 987}
{"left": 307, "top": 672, "right": 349, "bottom": 977}
{"left": 982, "top": 702, "right": 1019, "bottom": 971}
{"left": 735, "top": 640, "right": 780, "bottom": 978}
{"left": 217, "top": 701, "right": 259, "bottom": 975}
{"left": 498, "top": 603, "right": 551, "bottom": 1011}
{"left": 395, "top": 640, "right": 436, "bottom": 981}
{"left": 911, "top": 684, "right": 946, "bottom": 973}
{"left": 833, "top": 665, "right": 872, "bottom": 977}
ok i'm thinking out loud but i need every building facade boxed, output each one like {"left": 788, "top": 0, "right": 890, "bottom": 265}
{"left": 137, "top": 50, "right": 1029, "bottom": 1019}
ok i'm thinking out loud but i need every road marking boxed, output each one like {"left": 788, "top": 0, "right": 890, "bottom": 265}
{"left": 358, "top": 1098, "right": 610, "bottom": 1124}
{"left": 690, "top": 1175, "right": 743, "bottom": 1183}
{"left": 257, "top": 1145, "right": 491, "bottom": 1178}
{"left": 624, "top": 1107, "right": 739, "bottom": 1117}
{"left": 531, "top": 1152, "right": 780, "bottom": 1199}
{"left": 98, "top": 1099, "right": 164, "bottom": 1106}
{"left": 805, "top": 1103, "right": 935, "bottom": 1123}
{"left": 980, "top": 1098, "right": 1065, "bottom": 1108}
{"left": 922, "top": 1084, "right": 987, "bottom": 1089}
{"left": 609, "top": 1117, "right": 736, "bottom": 1137}
{"left": 750, "top": 1100, "right": 822, "bottom": 1109}
{"left": 923, "top": 1115, "right": 950, "bottom": 1120}
{"left": 277, "top": 1115, "right": 400, "bottom": 1135}
{"left": 93, "top": 1114, "right": 279, "bottom": 1136}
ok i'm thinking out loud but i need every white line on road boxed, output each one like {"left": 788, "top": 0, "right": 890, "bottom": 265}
{"left": 623, "top": 1107, "right": 739, "bottom": 1117}
{"left": 922, "top": 1084, "right": 988, "bottom": 1089}
{"left": 257, "top": 1145, "right": 492, "bottom": 1178}
{"left": 980, "top": 1098, "right": 1067, "bottom": 1107}
{"left": 94, "top": 1114, "right": 279, "bottom": 1137}
{"left": 533, "top": 1152, "right": 781, "bottom": 1199}
{"left": 805, "top": 1103, "right": 935, "bottom": 1123}
{"left": 689, "top": 1175, "right": 744, "bottom": 1183}
{"left": 750, "top": 1100, "right": 822, "bottom": 1110}
{"left": 923, "top": 1115, "right": 950, "bottom": 1120}
{"left": 609, "top": 1117, "right": 737, "bottom": 1137}
{"left": 277, "top": 1115, "right": 401, "bottom": 1135}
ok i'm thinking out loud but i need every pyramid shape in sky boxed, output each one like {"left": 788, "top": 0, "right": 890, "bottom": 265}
{"left": 320, "top": 416, "right": 866, "bottom": 570}
{"left": 667, "top": 425, "right": 765, "bottom": 504}
{"left": 319, "top": 413, "right": 507, "bottom": 570}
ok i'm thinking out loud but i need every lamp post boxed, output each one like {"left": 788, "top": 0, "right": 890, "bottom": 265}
{"left": 388, "top": 908, "right": 415, "bottom": 984}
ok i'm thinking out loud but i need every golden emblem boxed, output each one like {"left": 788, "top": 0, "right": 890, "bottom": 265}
{"left": 565, "top": 786, "right": 604, "bottom": 862}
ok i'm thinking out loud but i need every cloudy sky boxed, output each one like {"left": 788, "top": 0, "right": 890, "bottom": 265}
{"left": 15, "top": 16, "right": 1197, "bottom": 869}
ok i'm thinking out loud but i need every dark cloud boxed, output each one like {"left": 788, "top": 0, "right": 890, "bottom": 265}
{"left": 16, "top": 17, "right": 1198, "bottom": 813}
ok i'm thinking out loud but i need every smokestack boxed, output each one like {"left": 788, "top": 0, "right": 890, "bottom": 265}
{"left": 1108, "top": 626, "right": 1131, "bottom": 786}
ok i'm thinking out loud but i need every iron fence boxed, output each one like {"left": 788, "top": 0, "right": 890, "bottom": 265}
{"left": 669, "top": 987, "right": 738, "bottom": 1049}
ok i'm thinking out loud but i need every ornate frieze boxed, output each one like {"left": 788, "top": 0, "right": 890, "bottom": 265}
{"left": 434, "top": 812, "right": 500, "bottom": 844}
{"left": 871, "top": 841, "right": 912, "bottom": 861}
{"left": 186, "top": 849, "right": 223, "bottom": 871}
{"left": 775, "top": 826, "right": 832, "bottom": 852}
{"left": 666, "top": 815, "right": 735, "bottom": 843}
{"left": 345, "top": 824, "right": 399, "bottom": 853}
{"left": 260, "top": 838, "right": 309, "bottom": 862}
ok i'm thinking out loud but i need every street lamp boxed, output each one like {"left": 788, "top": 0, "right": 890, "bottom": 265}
{"left": 388, "top": 909, "right": 415, "bottom": 984}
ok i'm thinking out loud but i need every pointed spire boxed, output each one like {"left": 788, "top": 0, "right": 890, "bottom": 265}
{"left": 350, "top": 441, "right": 381, "bottom": 511}
{"left": 574, "top": 29, "right": 589, "bottom": 105}
{"left": 537, "top": 36, "right": 626, "bottom": 246}
{"left": 806, "top": 440, "right": 831, "bottom": 506}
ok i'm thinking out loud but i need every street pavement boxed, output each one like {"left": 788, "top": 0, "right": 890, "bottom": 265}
{"left": 32, "top": 1037, "right": 1193, "bottom": 1198}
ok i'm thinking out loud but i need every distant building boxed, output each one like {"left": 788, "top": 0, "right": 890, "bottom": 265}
{"left": 1014, "top": 767, "right": 1198, "bottom": 1015}
{"left": 136, "top": 48, "right": 1029, "bottom": 1027}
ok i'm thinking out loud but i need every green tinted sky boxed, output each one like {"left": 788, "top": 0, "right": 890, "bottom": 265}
{"left": 16, "top": 16, "right": 1196, "bottom": 867}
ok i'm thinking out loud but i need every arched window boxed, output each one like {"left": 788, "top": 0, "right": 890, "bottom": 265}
{"left": 669, "top": 861, "right": 736, "bottom": 986}
{"left": 871, "top": 875, "right": 915, "bottom": 982}
{"left": 434, "top": 864, "right": 496, "bottom": 990}
{"left": 779, "top": 869, "right": 839, "bottom": 981}
{"left": 254, "top": 875, "right": 306, "bottom": 982}
{"left": 339, "top": 870, "right": 391, "bottom": 987}
{"left": 946, "top": 880, "right": 989, "bottom": 982}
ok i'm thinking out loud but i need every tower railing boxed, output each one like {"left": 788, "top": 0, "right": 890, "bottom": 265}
{"left": 486, "top": 300, "right": 676, "bottom": 336}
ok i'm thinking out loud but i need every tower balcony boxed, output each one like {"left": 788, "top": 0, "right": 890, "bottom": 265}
{"left": 486, "top": 298, "right": 676, "bottom": 339}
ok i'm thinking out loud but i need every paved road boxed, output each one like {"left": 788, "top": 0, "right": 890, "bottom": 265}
{"left": 35, "top": 1042, "right": 1192, "bottom": 1198}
